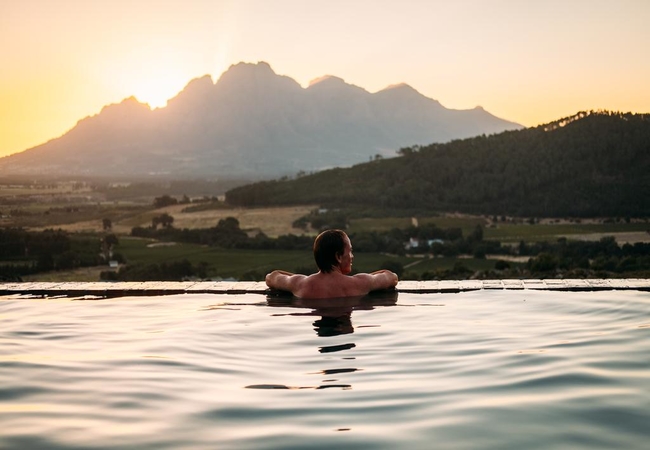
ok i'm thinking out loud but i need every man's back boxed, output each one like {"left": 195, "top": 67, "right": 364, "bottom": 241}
{"left": 265, "top": 229, "right": 398, "bottom": 298}
{"left": 293, "top": 272, "right": 365, "bottom": 299}
{"left": 266, "top": 270, "right": 397, "bottom": 299}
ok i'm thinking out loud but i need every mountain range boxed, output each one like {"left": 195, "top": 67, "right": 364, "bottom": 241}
{"left": 0, "top": 61, "right": 522, "bottom": 179}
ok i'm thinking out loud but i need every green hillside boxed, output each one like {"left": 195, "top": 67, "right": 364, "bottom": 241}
{"left": 226, "top": 111, "right": 650, "bottom": 217}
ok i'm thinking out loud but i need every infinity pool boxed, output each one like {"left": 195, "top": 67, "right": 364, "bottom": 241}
{"left": 1, "top": 290, "right": 649, "bottom": 449}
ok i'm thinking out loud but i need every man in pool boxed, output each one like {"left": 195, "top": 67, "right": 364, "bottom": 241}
{"left": 265, "top": 229, "right": 398, "bottom": 298}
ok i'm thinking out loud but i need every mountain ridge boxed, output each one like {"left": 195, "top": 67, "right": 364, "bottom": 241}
{"left": 0, "top": 61, "right": 523, "bottom": 179}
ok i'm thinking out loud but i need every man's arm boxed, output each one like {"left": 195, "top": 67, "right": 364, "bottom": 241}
{"left": 265, "top": 270, "right": 307, "bottom": 293}
{"left": 353, "top": 270, "right": 398, "bottom": 293}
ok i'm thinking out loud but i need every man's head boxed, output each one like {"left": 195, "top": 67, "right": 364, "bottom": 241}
{"left": 313, "top": 229, "right": 352, "bottom": 273}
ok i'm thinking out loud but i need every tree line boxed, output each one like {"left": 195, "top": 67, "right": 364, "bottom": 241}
{"left": 0, "top": 228, "right": 115, "bottom": 280}
{"left": 131, "top": 217, "right": 313, "bottom": 250}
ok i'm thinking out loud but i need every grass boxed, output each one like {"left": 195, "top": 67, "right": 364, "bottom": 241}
{"left": 23, "top": 267, "right": 106, "bottom": 282}
{"left": 351, "top": 216, "right": 649, "bottom": 242}
{"left": 118, "top": 237, "right": 315, "bottom": 278}
{"left": 348, "top": 216, "right": 487, "bottom": 235}
{"left": 0, "top": 185, "right": 92, "bottom": 197}
{"left": 404, "top": 257, "right": 506, "bottom": 273}
{"left": 348, "top": 217, "right": 412, "bottom": 233}
{"left": 418, "top": 216, "right": 487, "bottom": 234}
{"left": 484, "top": 222, "right": 650, "bottom": 241}
{"left": 2, "top": 203, "right": 150, "bottom": 230}
{"left": 118, "top": 237, "right": 414, "bottom": 278}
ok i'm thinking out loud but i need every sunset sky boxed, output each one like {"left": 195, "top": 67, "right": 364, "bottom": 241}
{"left": 1, "top": 0, "right": 649, "bottom": 158}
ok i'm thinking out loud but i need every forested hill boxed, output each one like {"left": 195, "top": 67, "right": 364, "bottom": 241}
{"left": 226, "top": 111, "right": 650, "bottom": 217}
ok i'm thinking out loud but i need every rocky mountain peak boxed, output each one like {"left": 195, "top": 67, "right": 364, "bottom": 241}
{"left": 215, "top": 61, "right": 301, "bottom": 93}
{"left": 0, "top": 62, "right": 523, "bottom": 179}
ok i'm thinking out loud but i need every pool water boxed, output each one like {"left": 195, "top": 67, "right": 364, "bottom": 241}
{"left": 1, "top": 290, "right": 649, "bottom": 449}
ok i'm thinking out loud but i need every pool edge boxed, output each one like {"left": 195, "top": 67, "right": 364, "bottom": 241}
{"left": 1, "top": 279, "right": 649, "bottom": 297}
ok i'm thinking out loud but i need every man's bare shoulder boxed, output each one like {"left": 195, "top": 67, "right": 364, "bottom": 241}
{"left": 298, "top": 272, "right": 390, "bottom": 298}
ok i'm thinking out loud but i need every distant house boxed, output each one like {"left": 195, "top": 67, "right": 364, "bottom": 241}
{"left": 405, "top": 237, "right": 445, "bottom": 250}
{"left": 406, "top": 237, "right": 420, "bottom": 249}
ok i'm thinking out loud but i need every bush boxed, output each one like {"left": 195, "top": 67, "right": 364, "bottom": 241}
{"left": 528, "top": 253, "right": 558, "bottom": 273}
{"left": 153, "top": 195, "right": 178, "bottom": 208}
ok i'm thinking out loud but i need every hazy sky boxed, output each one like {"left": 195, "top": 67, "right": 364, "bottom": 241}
{"left": 1, "top": 0, "right": 649, "bottom": 158}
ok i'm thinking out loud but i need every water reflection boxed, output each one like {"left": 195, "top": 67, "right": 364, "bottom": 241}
{"left": 319, "top": 343, "right": 356, "bottom": 354}
{"left": 313, "top": 315, "right": 353, "bottom": 336}
{"left": 266, "top": 290, "right": 398, "bottom": 337}
{"left": 246, "top": 292, "right": 399, "bottom": 391}
{"left": 245, "top": 383, "right": 352, "bottom": 390}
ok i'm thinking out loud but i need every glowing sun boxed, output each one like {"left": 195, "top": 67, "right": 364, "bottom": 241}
{"left": 130, "top": 75, "right": 190, "bottom": 109}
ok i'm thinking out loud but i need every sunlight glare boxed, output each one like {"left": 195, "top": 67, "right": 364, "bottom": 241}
{"left": 130, "top": 74, "right": 190, "bottom": 109}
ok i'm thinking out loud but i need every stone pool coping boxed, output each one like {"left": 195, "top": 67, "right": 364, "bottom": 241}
{"left": 1, "top": 279, "right": 649, "bottom": 297}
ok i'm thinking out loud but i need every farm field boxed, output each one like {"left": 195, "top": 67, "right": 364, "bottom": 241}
{"left": 155, "top": 204, "right": 316, "bottom": 238}
{"left": 347, "top": 216, "right": 486, "bottom": 235}
{"left": 348, "top": 215, "right": 649, "bottom": 244}
{"left": 483, "top": 222, "right": 650, "bottom": 243}
{"left": 116, "top": 237, "right": 418, "bottom": 279}
{"left": 18, "top": 204, "right": 317, "bottom": 237}
{"left": 21, "top": 235, "right": 519, "bottom": 283}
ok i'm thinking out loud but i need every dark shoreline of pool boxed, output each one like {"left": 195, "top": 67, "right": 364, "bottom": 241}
{"left": 1, "top": 279, "right": 649, "bottom": 298}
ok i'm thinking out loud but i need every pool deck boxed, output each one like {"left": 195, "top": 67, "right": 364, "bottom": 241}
{"left": 1, "top": 279, "right": 649, "bottom": 297}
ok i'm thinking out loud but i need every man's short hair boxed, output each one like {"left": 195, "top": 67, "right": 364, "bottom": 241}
{"left": 313, "top": 229, "right": 347, "bottom": 273}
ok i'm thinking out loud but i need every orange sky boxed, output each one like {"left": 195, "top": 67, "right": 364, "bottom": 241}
{"left": 1, "top": 0, "right": 649, "bottom": 158}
